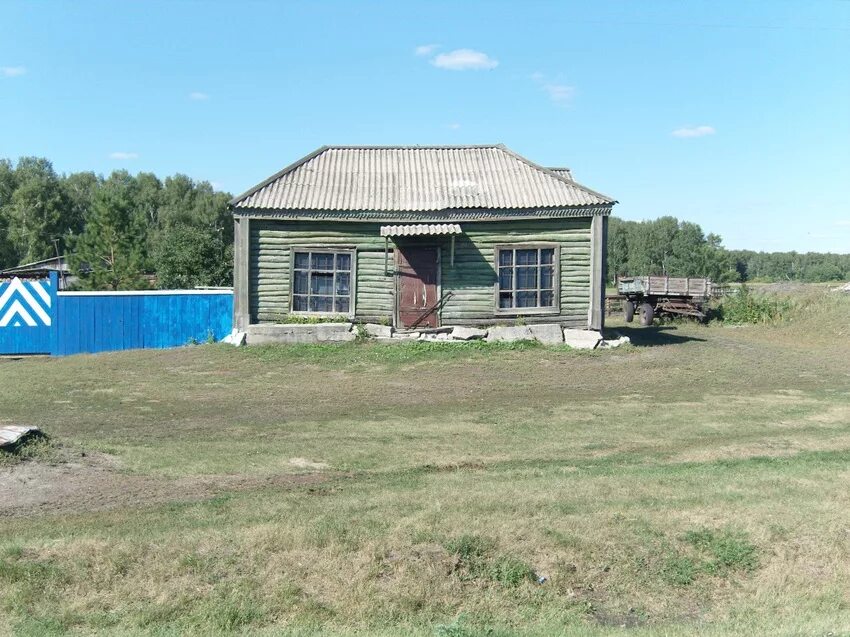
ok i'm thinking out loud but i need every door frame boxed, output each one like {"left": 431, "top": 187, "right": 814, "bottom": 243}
{"left": 393, "top": 244, "right": 441, "bottom": 329}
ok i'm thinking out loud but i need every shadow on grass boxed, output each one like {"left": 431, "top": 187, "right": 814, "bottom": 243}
{"left": 612, "top": 325, "right": 707, "bottom": 347}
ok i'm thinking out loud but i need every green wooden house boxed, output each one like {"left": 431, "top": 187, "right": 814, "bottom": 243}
{"left": 230, "top": 145, "right": 615, "bottom": 334}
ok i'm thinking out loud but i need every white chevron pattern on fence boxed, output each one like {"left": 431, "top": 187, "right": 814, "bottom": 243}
{"left": 0, "top": 277, "right": 52, "bottom": 327}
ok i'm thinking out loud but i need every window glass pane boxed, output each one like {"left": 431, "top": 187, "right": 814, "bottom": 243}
{"left": 293, "top": 251, "right": 354, "bottom": 313}
{"left": 293, "top": 271, "right": 308, "bottom": 294}
{"left": 496, "top": 246, "right": 557, "bottom": 312}
{"left": 294, "top": 252, "right": 309, "bottom": 269}
{"left": 516, "top": 267, "right": 537, "bottom": 290}
{"left": 498, "top": 268, "right": 513, "bottom": 290}
{"left": 311, "top": 253, "right": 334, "bottom": 271}
{"left": 516, "top": 291, "right": 537, "bottom": 307}
{"left": 516, "top": 249, "right": 537, "bottom": 266}
{"left": 540, "top": 266, "right": 554, "bottom": 290}
{"left": 310, "top": 296, "right": 333, "bottom": 312}
{"left": 311, "top": 272, "right": 333, "bottom": 295}
{"left": 335, "top": 272, "right": 350, "bottom": 296}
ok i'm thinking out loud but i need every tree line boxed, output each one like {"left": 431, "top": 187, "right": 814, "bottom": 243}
{"left": 607, "top": 216, "right": 849, "bottom": 284}
{"left": 0, "top": 157, "right": 232, "bottom": 289}
{"left": 1, "top": 157, "right": 847, "bottom": 289}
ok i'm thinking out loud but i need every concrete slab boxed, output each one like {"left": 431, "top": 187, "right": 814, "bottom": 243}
{"left": 486, "top": 325, "right": 534, "bottom": 343}
{"left": 246, "top": 323, "right": 356, "bottom": 344}
{"left": 562, "top": 328, "right": 602, "bottom": 350}
{"left": 451, "top": 326, "right": 488, "bottom": 340}
{"left": 364, "top": 323, "right": 393, "bottom": 338}
{"left": 529, "top": 323, "right": 564, "bottom": 345}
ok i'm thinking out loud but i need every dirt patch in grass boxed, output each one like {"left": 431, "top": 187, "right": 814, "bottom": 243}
{"left": 0, "top": 450, "right": 328, "bottom": 518}
{"left": 288, "top": 457, "right": 331, "bottom": 470}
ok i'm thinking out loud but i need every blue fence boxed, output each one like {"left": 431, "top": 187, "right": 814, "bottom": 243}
{"left": 0, "top": 272, "right": 233, "bottom": 356}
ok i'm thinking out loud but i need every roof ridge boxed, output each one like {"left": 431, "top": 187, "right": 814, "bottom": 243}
{"left": 229, "top": 145, "right": 509, "bottom": 205}
{"left": 323, "top": 144, "right": 504, "bottom": 150}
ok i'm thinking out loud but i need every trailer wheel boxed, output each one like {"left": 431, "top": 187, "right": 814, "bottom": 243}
{"left": 623, "top": 300, "right": 635, "bottom": 322}
{"left": 639, "top": 302, "right": 654, "bottom": 326}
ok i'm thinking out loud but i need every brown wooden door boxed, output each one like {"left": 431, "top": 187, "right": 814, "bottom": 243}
{"left": 397, "top": 246, "right": 439, "bottom": 328}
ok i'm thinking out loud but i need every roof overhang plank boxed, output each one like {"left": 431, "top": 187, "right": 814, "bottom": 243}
{"left": 379, "top": 223, "right": 463, "bottom": 237}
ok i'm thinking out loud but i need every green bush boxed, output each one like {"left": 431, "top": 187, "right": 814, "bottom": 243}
{"left": 714, "top": 285, "right": 796, "bottom": 325}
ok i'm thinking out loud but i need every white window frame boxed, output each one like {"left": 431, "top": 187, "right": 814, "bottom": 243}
{"left": 494, "top": 244, "right": 560, "bottom": 316}
{"left": 288, "top": 247, "right": 356, "bottom": 318}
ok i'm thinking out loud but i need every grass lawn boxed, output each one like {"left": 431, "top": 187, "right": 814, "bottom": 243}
{"left": 1, "top": 290, "right": 848, "bottom": 636}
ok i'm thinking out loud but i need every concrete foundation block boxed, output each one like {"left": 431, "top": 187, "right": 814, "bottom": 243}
{"left": 562, "top": 328, "right": 603, "bottom": 350}
{"left": 486, "top": 325, "right": 534, "bottom": 343}
{"left": 599, "top": 334, "right": 631, "bottom": 348}
{"left": 221, "top": 330, "right": 247, "bottom": 346}
{"left": 364, "top": 323, "right": 393, "bottom": 338}
{"left": 392, "top": 331, "right": 420, "bottom": 340}
{"left": 246, "top": 323, "right": 356, "bottom": 345}
{"left": 451, "top": 326, "right": 488, "bottom": 341}
{"left": 529, "top": 323, "right": 564, "bottom": 345}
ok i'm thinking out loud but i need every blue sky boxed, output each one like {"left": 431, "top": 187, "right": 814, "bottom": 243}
{"left": 1, "top": 1, "right": 848, "bottom": 252}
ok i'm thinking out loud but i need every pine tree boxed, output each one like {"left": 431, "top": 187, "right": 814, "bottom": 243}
{"left": 71, "top": 171, "right": 148, "bottom": 290}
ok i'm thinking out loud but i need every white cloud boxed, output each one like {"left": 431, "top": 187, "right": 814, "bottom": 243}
{"left": 447, "top": 123, "right": 461, "bottom": 130}
{"left": 415, "top": 44, "right": 439, "bottom": 57}
{"left": 109, "top": 151, "right": 138, "bottom": 160}
{"left": 542, "top": 83, "right": 575, "bottom": 104}
{"left": 431, "top": 49, "right": 498, "bottom": 71}
{"left": 1, "top": 66, "right": 27, "bottom": 78}
{"left": 672, "top": 125, "right": 716, "bottom": 138}
{"left": 834, "top": 220, "right": 850, "bottom": 227}
{"left": 531, "top": 73, "right": 574, "bottom": 105}
{"left": 189, "top": 91, "right": 209, "bottom": 101}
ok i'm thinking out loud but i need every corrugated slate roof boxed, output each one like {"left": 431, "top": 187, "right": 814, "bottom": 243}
{"left": 232, "top": 145, "right": 614, "bottom": 212}
{"left": 547, "top": 167, "right": 573, "bottom": 181}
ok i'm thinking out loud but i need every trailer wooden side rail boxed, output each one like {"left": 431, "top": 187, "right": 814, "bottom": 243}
{"left": 616, "top": 276, "right": 715, "bottom": 325}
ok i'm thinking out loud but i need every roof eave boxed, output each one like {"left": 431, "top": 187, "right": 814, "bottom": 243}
{"left": 232, "top": 204, "right": 614, "bottom": 221}
{"left": 229, "top": 145, "right": 330, "bottom": 206}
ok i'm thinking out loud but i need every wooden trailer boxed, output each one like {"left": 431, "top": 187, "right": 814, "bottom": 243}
{"left": 616, "top": 276, "right": 714, "bottom": 325}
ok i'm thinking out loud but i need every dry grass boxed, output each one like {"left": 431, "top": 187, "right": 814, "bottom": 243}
{"left": 0, "top": 290, "right": 848, "bottom": 635}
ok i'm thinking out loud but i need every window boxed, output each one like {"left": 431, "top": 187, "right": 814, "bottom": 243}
{"left": 291, "top": 250, "right": 353, "bottom": 314}
{"left": 496, "top": 246, "right": 558, "bottom": 312}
